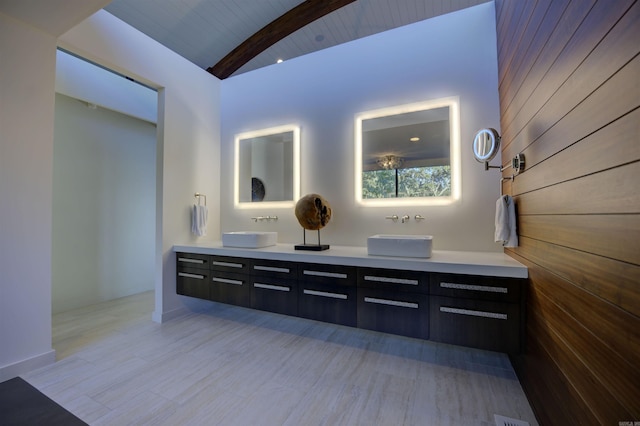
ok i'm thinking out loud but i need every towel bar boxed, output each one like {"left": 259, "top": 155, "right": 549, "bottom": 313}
{"left": 194, "top": 192, "right": 207, "bottom": 206}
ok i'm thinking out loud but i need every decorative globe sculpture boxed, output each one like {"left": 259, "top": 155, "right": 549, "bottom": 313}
{"left": 294, "top": 193, "right": 331, "bottom": 250}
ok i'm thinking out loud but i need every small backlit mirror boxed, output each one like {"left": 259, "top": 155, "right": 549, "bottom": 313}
{"left": 472, "top": 128, "right": 500, "bottom": 163}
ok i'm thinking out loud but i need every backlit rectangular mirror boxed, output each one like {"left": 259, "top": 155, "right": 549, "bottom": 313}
{"left": 355, "top": 97, "right": 460, "bottom": 206}
{"left": 234, "top": 124, "right": 300, "bottom": 209}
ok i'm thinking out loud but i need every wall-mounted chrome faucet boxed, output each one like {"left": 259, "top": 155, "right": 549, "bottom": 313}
{"left": 386, "top": 214, "right": 423, "bottom": 223}
{"left": 251, "top": 215, "right": 278, "bottom": 222}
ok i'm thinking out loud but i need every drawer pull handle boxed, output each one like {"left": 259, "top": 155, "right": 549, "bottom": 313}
{"left": 178, "top": 257, "right": 205, "bottom": 264}
{"left": 303, "top": 289, "right": 347, "bottom": 300}
{"left": 213, "top": 261, "right": 244, "bottom": 269}
{"left": 364, "top": 297, "right": 418, "bottom": 309}
{"left": 440, "top": 282, "right": 507, "bottom": 294}
{"left": 212, "top": 277, "right": 243, "bottom": 286}
{"left": 254, "top": 283, "right": 290, "bottom": 292}
{"left": 364, "top": 275, "right": 418, "bottom": 286}
{"left": 440, "top": 306, "right": 507, "bottom": 320}
{"left": 254, "top": 265, "right": 290, "bottom": 273}
{"left": 178, "top": 272, "right": 204, "bottom": 280}
{"left": 303, "top": 270, "right": 348, "bottom": 279}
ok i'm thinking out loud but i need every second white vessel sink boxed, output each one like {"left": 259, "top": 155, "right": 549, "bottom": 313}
{"left": 367, "top": 234, "right": 433, "bottom": 258}
{"left": 222, "top": 231, "right": 277, "bottom": 248}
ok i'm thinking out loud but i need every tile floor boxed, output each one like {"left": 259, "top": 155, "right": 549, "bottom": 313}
{"left": 23, "top": 291, "right": 539, "bottom": 425}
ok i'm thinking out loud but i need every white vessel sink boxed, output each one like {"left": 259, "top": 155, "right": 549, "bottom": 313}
{"left": 367, "top": 234, "right": 433, "bottom": 258}
{"left": 222, "top": 231, "right": 277, "bottom": 248}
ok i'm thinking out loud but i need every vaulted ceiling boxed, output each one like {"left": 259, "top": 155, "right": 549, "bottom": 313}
{"left": 104, "top": 0, "right": 490, "bottom": 79}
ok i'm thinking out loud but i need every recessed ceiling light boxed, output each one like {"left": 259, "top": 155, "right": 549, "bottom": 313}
{"left": 315, "top": 34, "right": 325, "bottom": 42}
{"left": 276, "top": 58, "right": 283, "bottom": 64}
{"left": 410, "top": 137, "right": 420, "bottom": 142}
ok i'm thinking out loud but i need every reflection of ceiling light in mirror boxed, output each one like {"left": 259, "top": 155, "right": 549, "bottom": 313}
{"left": 377, "top": 155, "right": 404, "bottom": 170}
{"left": 410, "top": 137, "right": 420, "bottom": 142}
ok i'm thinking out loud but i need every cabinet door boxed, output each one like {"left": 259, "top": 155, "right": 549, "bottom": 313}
{"left": 247, "top": 259, "right": 298, "bottom": 315}
{"left": 298, "top": 263, "right": 357, "bottom": 327}
{"left": 357, "top": 287, "right": 428, "bottom": 339}
{"left": 251, "top": 275, "right": 298, "bottom": 316}
{"left": 210, "top": 255, "right": 251, "bottom": 274}
{"left": 177, "top": 253, "right": 210, "bottom": 270}
{"left": 430, "top": 273, "right": 523, "bottom": 303}
{"left": 357, "top": 268, "right": 428, "bottom": 294}
{"left": 430, "top": 295, "right": 520, "bottom": 354}
{"left": 177, "top": 266, "right": 210, "bottom": 300}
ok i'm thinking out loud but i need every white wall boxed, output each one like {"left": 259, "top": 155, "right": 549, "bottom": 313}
{"left": 52, "top": 93, "right": 156, "bottom": 314}
{"left": 0, "top": 6, "right": 221, "bottom": 380}
{"left": 56, "top": 49, "right": 157, "bottom": 124}
{"left": 220, "top": 3, "right": 502, "bottom": 252}
{"left": 0, "top": 12, "right": 58, "bottom": 380}
{"left": 58, "top": 10, "right": 222, "bottom": 323}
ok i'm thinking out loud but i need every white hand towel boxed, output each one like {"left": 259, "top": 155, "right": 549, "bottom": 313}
{"left": 191, "top": 204, "right": 208, "bottom": 237}
{"left": 495, "top": 195, "right": 518, "bottom": 247}
{"left": 505, "top": 195, "right": 518, "bottom": 247}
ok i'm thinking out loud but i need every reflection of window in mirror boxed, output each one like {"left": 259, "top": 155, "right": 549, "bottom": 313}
{"left": 355, "top": 97, "right": 460, "bottom": 206}
{"left": 234, "top": 125, "right": 300, "bottom": 209}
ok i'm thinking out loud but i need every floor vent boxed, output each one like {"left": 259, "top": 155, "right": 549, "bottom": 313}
{"left": 494, "top": 414, "right": 530, "bottom": 426}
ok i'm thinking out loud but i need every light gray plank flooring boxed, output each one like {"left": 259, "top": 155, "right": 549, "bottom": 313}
{"left": 23, "top": 291, "right": 538, "bottom": 425}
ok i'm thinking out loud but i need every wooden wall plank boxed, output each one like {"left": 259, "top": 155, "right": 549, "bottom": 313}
{"left": 501, "top": 0, "right": 635, "bottom": 144}
{"left": 528, "top": 275, "right": 640, "bottom": 418}
{"left": 518, "top": 214, "right": 640, "bottom": 266}
{"left": 496, "top": 1, "right": 524, "bottom": 76}
{"left": 528, "top": 301, "right": 634, "bottom": 422}
{"left": 503, "top": 39, "right": 640, "bottom": 165}
{"left": 512, "top": 108, "right": 640, "bottom": 195}
{"left": 497, "top": 0, "right": 553, "bottom": 101}
{"left": 497, "top": 0, "right": 536, "bottom": 86}
{"left": 516, "top": 162, "right": 640, "bottom": 215}
{"left": 511, "top": 236, "right": 640, "bottom": 343}
{"left": 496, "top": 1, "right": 640, "bottom": 422}
{"left": 498, "top": 0, "right": 571, "bottom": 119}
{"left": 500, "top": 0, "right": 593, "bottom": 139}
{"left": 512, "top": 330, "right": 597, "bottom": 426}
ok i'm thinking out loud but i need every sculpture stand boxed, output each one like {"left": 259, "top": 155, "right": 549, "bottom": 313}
{"left": 295, "top": 229, "right": 329, "bottom": 251}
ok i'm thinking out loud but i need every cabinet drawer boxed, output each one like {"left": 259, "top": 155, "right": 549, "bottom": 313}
{"left": 251, "top": 275, "right": 298, "bottom": 316}
{"left": 357, "top": 268, "right": 428, "bottom": 294}
{"left": 210, "top": 256, "right": 251, "bottom": 274}
{"left": 357, "top": 288, "right": 428, "bottom": 339}
{"left": 177, "top": 266, "right": 210, "bottom": 300}
{"left": 429, "top": 273, "right": 523, "bottom": 303}
{"left": 176, "top": 252, "right": 210, "bottom": 270}
{"left": 210, "top": 270, "right": 251, "bottom": 307}
{"left": 298, "top": 282, "right": 356, "bottom": 327}
{"left": 251, "top": 259, "right": 298, "bottom": 279}
{"left": 430, "top": 295, "right": 520, "bottom": 354}
{"left": 298, "top": 263, "right": 356, "bottom": 287}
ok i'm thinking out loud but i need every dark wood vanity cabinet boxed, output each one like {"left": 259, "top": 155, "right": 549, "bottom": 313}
{"left": 250, "top": 259, "right": 298, "bottom": 316}
{"left": 177, "top": 253, "right": 211, "bottom": 300}
{"left": 356, "top": 268, "right": 429, "bottom": 340}
{"left": 297, "top": 263, "right": 357, "bottom": 327}
{"left": 428, "top": 273, "right": 525, "bottom": 354}
{"left": 209, "top": 255, "right": 252, "bottom": 308}
{"left": 176, "top": 251, "right": 526, "bottom": 354}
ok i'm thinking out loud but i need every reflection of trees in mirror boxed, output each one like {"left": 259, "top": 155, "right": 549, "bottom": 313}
{"left": 362, "top": 166, "right": 451, "bottom": 199}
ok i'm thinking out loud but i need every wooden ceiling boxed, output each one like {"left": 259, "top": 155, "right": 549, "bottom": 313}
{"left": 104, "top": 0, "right": 490, "bottom": 79}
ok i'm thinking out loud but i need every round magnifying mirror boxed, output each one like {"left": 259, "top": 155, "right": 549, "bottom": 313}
{"left": 472, "top": 128, "right": 500, "bottom": 163}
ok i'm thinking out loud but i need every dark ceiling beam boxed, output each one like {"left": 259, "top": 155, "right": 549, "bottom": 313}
{"left": 208, "top": 0, "right": 357, "bottom": 79}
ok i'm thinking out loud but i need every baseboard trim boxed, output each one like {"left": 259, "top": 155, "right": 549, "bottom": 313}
{"left": 152, "top": 306, "right": 188, "bottom": 323}
{"left": 0, "top": 350, "right": 56, "bottom": 382}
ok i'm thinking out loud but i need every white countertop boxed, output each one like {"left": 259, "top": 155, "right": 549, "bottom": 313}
{"left": 173, "top": 242, "right": 528, "bottom": 279}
